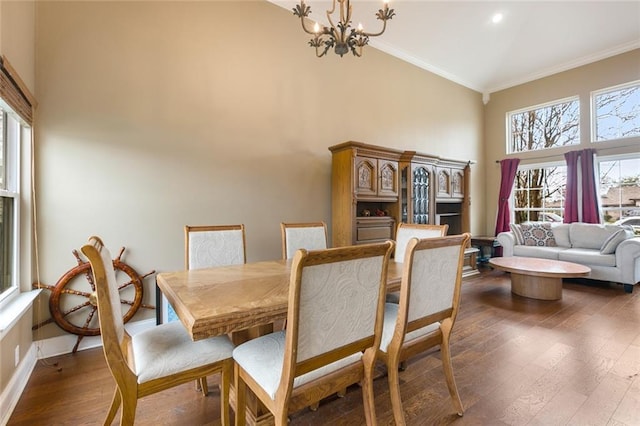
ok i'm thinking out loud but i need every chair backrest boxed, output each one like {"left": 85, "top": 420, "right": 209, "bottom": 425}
{"left": 394, "top": 223, "right": 448, "bottom": 263}
{"left": 396, "top": 233, "right": 470, "bottom": 338}
{"left": 280, "top": 241, "right": 394, "bottom": 386}
{"left": 280, "top": 222, "right": 328, "bottom": 260}
{"left": 81, "top": 236, "right": 134, "bottom": 383}
{"left": 185, "top": 224, "right": 246, "bottom": 269}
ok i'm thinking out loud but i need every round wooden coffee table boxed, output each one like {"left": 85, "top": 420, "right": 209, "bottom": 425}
{"left": 489, "top": 257, "right": 591, "bottom": 300}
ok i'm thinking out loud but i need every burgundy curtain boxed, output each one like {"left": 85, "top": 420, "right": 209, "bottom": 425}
{"left": 581, "top": 148, "right": 600, "bottom": 223}
{"left": 494, "top": 158, "right": 520, "bottom": 236}
{"left": 564, "top": 149, "right": 600, "bottom": 224}
{"left": 564, "top": 151, "right": 579, "bottom": 223}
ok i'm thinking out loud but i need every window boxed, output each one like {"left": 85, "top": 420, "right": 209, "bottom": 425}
{"left": 508, "top": 97, "right": 580, "bottom": 154}
{"left": 513, "top": 164, "right": 566, "bottom": 224}
{"left": 599, "top": 156, "right": 640, "bottom": 226}
{"left": 592, "top": 81, "right": 640, "bottom": 142}
{"left": 0, "top": 107, "right": 20, "bottom": 300}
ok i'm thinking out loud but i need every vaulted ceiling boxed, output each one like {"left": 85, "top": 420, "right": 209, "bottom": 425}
{"left": 270, "top": 1, "right": 640, "bottom": 94}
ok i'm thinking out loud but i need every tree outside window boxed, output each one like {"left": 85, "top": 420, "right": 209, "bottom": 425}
{"left": 593, "top": 81, "right": 640, "bottom": 142}
{"left": 509, "top": 97, "right": 580, "bottom": 154}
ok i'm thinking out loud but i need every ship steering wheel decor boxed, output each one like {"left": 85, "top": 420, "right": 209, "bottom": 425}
{"left": 33, "top": 246, "right": 155, "bottom": 353}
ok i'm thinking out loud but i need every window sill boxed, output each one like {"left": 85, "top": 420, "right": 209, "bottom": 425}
{"left": 0, "top": 289, "right": 41, "bottom": 340}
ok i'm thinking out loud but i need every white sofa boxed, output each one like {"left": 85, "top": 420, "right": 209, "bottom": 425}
{"left": 497, "top": 222, "right": 640, "bottom": 293}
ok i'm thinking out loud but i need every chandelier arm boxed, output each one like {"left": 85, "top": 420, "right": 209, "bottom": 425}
{"left": 299, "top": 17, "right": 320, "bottom": 35}
{"left": 339, "top": 0, "right": 350, "bottom": 29}
{"left": 342, "top": 0, "right": 354, "bottom": 45}
{"left": 325, "top": 11, "right": 340, "bottom": 40}
{"left": 360, "top": 20, "right": 388, "bottom": 38}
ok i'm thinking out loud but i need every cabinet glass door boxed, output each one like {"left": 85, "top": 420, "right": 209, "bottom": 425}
{"left": 401, "top": 167, "right": 408, "bottom": 223}
{"left": 413, "top": 167, "right": 430, "bottom": 224}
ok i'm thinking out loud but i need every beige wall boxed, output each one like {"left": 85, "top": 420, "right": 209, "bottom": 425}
{"left": 0, "top": 0, "right": 36, "bottom": 398}
{"left": 484, "top": 49, "right": 640, "bottom": 234}
{"left": 32, "top": 1, "right": 484, "bottom": 340}
{"left": 0, "top": 0, "right": 35, "bottom": 91}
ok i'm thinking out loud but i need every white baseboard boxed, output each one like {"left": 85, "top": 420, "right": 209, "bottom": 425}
{"left": 0, "top": 318, "right": 156, "bottom": 425}
{"left": 0, "top": 343, "right": 37, "bottom": 426}
{"left": 33, "top": 318, "right": 156, "bottom": 359}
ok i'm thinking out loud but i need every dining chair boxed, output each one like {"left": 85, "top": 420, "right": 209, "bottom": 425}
{"left": 378, "top": 233, "right": 470, "bottom": 425}
{"left": 387, "top": 223, "right": 449, "bottom": 304}
{"left": 233, "top": 241, "right": 395, "bottom": 426}
{"left": 81, "top": 236, "right": 234, "bottom": 426}
{"left": 280, "top": 221, "right": 328, "bottom": 260}
{"left": 184, "top": 224, "right": 246, "bottom": 394}
{"left": 185, "top": 224, "right": 246, "bottom": 269}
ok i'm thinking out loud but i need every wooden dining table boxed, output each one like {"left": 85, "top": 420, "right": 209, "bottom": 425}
{"left": 156, "top": 258, "right": 405, "bottom": 344}
{"left": 156, "top": 258, "right": 403, "bottom": 425}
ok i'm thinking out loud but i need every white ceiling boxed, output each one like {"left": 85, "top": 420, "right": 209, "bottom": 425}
{"left": 269, "top": 1, "right": 640, "bottom": 95}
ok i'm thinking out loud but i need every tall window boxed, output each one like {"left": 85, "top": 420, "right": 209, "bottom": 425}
{"left": 513, "top": 164, "right": 566, "bottom": 224}
{"left": 0, "top": 107, "right": 20, "bottom": 299}
{"left": 508, "top": 97, "right": 580, "bottom": 154}
{"left": 593, "top": 81, "right": 640, "bottom": 142}
{"left": 599, "top": 156, "right": 640, "bottom": 227}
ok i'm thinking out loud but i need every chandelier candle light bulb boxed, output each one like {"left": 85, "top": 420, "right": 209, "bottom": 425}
{"left": 293, "top": 0, "right": 395, "bottom": 57}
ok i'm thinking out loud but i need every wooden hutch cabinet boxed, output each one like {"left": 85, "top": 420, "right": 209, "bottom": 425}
{"left": 330, "top": 141, "right": 472, "bottom": 247}
{"left": 329, "top": 142, "right": 403, "bottom": 247}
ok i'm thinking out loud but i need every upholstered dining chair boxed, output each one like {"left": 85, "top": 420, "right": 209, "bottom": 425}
{"left": 280, "top": 221, "right": 328, "bottom": 260}
{"left": 185, "top": 224, "right": 246, "bottom": 269}
{"left": 184, "top": 224, "right": 246, "bottom": 394}
{"left": 233, "top": 241, "right": 395, "bottom": 426}
{"left": 394, "top": 223, "right": 449, "bottom": 262}
{"left": 387, "top": 223, "right": 449, "bottom": 304}
{"left": 378, "top": 233, "right": 470, "bottom": 425}
{"left": 81, "top": 236, "right": 234, "bottom": 426}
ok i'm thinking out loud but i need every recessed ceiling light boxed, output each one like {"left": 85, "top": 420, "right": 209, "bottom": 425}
{"left": 492, "top": 13, "right": 503, "bottom": 24}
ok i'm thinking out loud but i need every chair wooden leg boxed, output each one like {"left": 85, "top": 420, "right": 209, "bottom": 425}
{"left": 274, "top": 408, "right": 288, "bottom": 426}
{"left": 104, "top": 388, "right": 121, "bottom": 426}
{"left": 220, "top": 362, "right": 231, "bottom": 426}
{"left": 387, "top": 358, "right": 406, "bottom": 426}
{"left": 441, "top": 323, "right": 464, "bottom": 416}
{"left": 199, "top": 377, "right": 209, "bottom": 396}
{"left": 361, "top": 349, "right": 378, "bottom": 426}
{"left": 337, "top": 387, "right": 347, "bottom": 397}
{"left": 120, "top": 391, "right": 138, "bottom": 426}
{"left": 234, "top": 365, "right": 247, "bottom": 426}
{"left": 309, "top": 402, "right": 319, "bottom": 411}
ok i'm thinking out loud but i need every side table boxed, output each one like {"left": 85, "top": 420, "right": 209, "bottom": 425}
{"left": 471, "top": 236, "right": 501, "bottom": 263}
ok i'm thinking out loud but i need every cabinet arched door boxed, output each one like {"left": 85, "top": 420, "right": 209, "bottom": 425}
{"left": 411, "top": 165, "right": 430, "bottom": 224}
{"left": 378, "top": 160, "right": 398, "bottom": 198}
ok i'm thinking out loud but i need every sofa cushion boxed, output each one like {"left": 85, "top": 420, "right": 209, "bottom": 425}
{"left": 558, "top": 248, "right": 616, "bottom": 267}
{"left": 569, "top": 223, "right": 624, "bottom": 250}
{"left": 600, "top": 228, "right": 635, "bottom": 254}
{"left": 510, "top": 223, "right": 525, "bottom": 245}
{"left": 519, "top": 222, "right": 557, "bottom": 247}
{"left": 513, "top": 245, "right": 565, "bottom": 260}
{"left": 551, "top": 224, "right": 571, "bottom": 247}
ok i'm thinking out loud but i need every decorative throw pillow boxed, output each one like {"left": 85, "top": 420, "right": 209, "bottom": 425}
{"left": 520, "top": 222, "right": 557, "bottom": 247}
{"left": 510, "top": 223, "right": 524, "bottom": 245}
{"left": 600, "top": 229, "right": 634, "bottom": 254}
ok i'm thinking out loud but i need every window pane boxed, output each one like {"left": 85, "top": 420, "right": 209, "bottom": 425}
{"left": 594, "top": 83, "right": 640, "bottom": 142}
{"left": 514, "top": 166, "right": 566, "bottom": 224}
{"left": 600, "top": 157, "right": 640, "bottom": 229}
{"left": 0, "top": 196, "right": 14, "bottom": 294}
{"left": 509, "top": 98, "right": 580, "bottom": 153}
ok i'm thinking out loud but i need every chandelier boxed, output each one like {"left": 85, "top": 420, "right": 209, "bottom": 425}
{"left": 292, "top": 0, "right": 395, "bottom": 58}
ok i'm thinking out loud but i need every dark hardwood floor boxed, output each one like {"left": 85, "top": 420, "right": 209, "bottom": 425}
{"left": 8, "top": 266, "right": 640, "bottom": 425}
